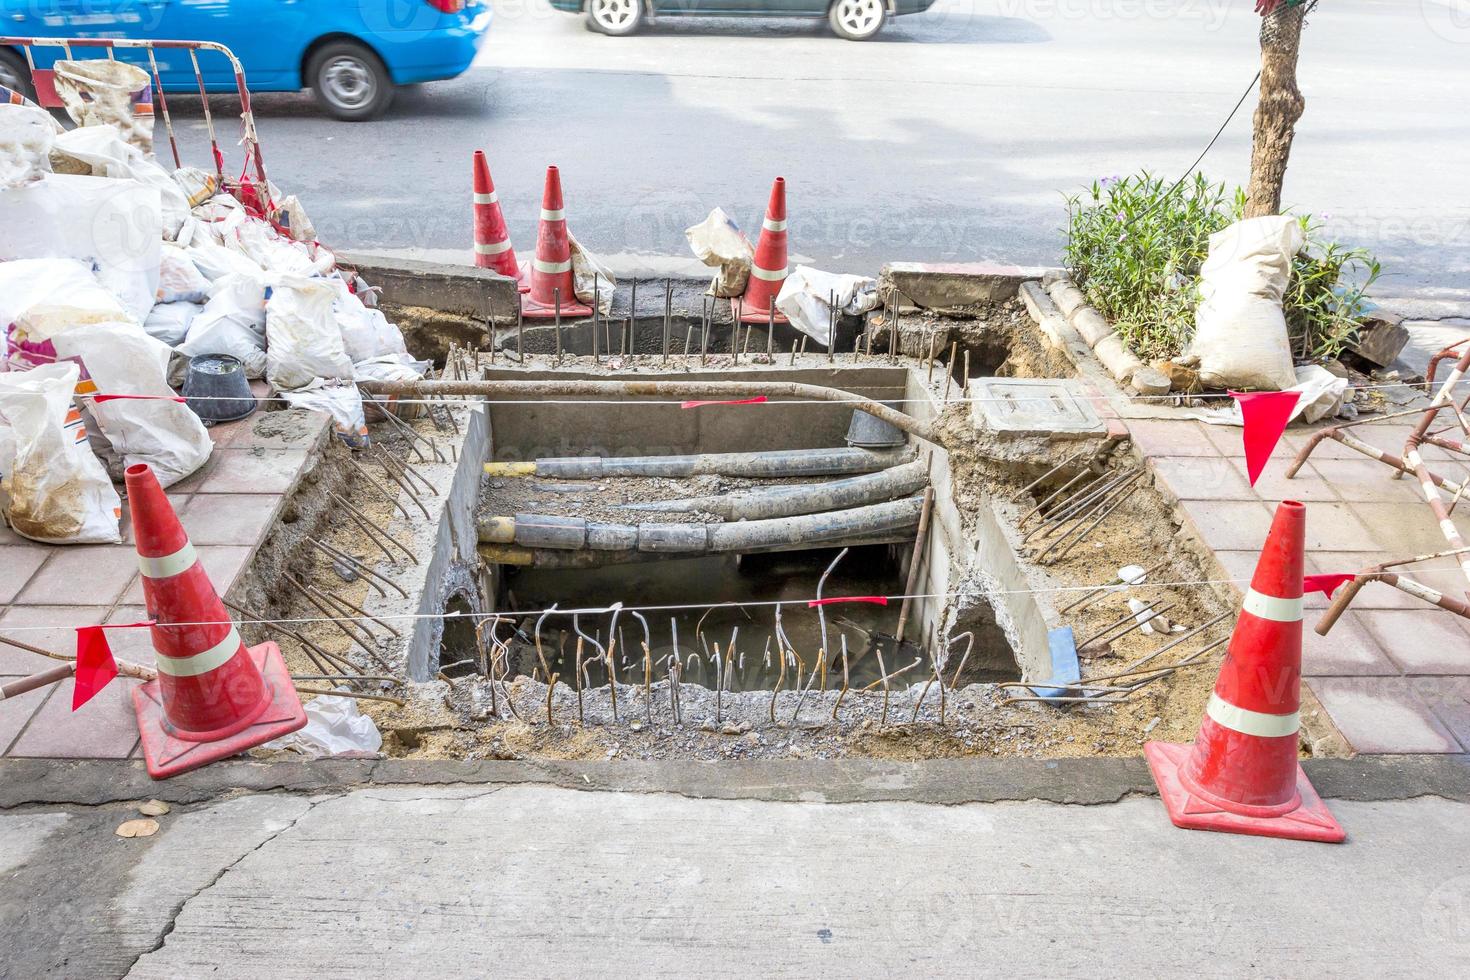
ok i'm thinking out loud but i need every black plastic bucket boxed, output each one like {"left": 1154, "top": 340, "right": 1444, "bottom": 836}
{"left": 182, "top": 353, "right": 257, "bottom": 423}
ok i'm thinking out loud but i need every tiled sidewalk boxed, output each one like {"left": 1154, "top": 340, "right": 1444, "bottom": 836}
{"left": 0, "top": 407, "right": 328, "bottom": 759}
{"left": 1127, "top": 416, "right": 1470, "bottom": 754}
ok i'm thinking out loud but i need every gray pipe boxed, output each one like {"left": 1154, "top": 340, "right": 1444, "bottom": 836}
{"left": 620, "top": 459, "right": 929, "bottom": 520}
{"left": 479, "top": 497, "right": 923, "bottom": 555}
{"left": 479, "top": 531, "right": 917, "bottom": 570}
{"left": 509, "top": 446, "right": 914, "bottom": 480}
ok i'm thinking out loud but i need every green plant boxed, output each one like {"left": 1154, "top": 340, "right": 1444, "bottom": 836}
{"left": 1064, "top": 172, "right": 1380, "bottom": 363}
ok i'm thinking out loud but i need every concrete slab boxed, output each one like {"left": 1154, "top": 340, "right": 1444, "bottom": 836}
{"left": 967, "top": 378, "right": 1104, "bottom": 438}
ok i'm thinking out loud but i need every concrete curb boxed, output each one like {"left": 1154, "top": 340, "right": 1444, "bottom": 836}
{"left": 879, "top": 261, "right": 1057, "bottom": 312}
{"left": 3, "top": 756, "right": 1467, "bottom": 809}
{"left": 1044, "top": 277, "right": 1171, "bottom": 395}
{"left": 339, "top": 251, "right": 520, "bottom": 321}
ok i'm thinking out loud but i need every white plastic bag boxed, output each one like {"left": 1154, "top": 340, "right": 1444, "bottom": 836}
{"left": 0, "top": 258, "right": 134, "bottom": 341}
{"left": 0, "top": 172, "right": 162, "bottom": 322}
{"left": 265, "top": 690, "right": 382, "bottom": 758}
{"left": 157, "top": 242, "right": 211, "bottom": 303}
{"left": 49, "top": 125, "right": 189, "bottom": 237}
{"left": 568, "top": 234, "right": 615, "bottom": 315}
{"left": 142, "top": 301, "right": 200, "bottom": 346}
{"left": 355, "top": 352, "right": 430, "bottom": 421}
{"left": 1187, "top": 216, "right": 1304, "bottom": 391}
{"left": 50, "top": 322, "right": 211, "bottom": 487}
{"left": 183, "top": 237, "right": 265, "bottom": 282}
{"left": 52, "top": 59, "right": 154, "bottom": 154}
{"left": 280, "top": 381, "right": 368, "bottom": 448}
{"left": 686, "top": 207, "right": 753, "bottom": 298}
{"left": 178, "top": 273, "right": 268, "bottom": 379}
{"left": 0, "top": 362, "right": 121, "bottom": 544}
{"left": 266, "top": 275, "right": 354, "bottom": 389}
{"left": 774, "top": 266, "right": 879, "bottom": 347}
{"left": 329, "top": 277, "right": 407, "bottom": 363}
{"left": 0, "top": 103, "right": 57, "bottom": 189}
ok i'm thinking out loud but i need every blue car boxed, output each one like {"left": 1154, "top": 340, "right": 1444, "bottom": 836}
{"left": 0, "top": 0, "right": 492, "bottom": 120}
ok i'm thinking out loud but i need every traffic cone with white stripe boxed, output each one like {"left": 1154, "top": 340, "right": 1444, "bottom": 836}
{"left": 126, "top": 463, "right": 306, "bottom": 779}
{"left": 521, "top": 165, "right": 591, "bottom": 320}
{"left": 735, "top": 176, "right": 790, "bottom": 325}
{"left": 472, "top": 150, "right": 529, "bottom": 292}
{"left": 1145, "top": 500, "right": 1345, "bottom": 842}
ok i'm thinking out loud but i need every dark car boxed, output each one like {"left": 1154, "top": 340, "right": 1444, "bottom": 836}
{"left": 552, "top": 0, "right": 936, "bottom": 41}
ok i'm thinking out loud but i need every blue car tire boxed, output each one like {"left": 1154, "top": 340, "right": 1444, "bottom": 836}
{"left": 308, "top": 40, "right": 396, "bottom": 122}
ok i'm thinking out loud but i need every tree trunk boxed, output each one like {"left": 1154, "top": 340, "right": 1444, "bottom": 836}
{"left": 1244, "top": 5, "right": 1306, "bottom": 218}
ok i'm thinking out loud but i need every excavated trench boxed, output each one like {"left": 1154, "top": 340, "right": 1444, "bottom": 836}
{"left": 250, "top": 294, "right": 1345, "bottom": 762}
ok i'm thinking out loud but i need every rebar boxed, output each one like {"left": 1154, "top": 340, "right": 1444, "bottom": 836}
{"left": 379, "top": 448, "right": 438, "bottom": 497}
{"left": 293, "top": 686, "right": 405, "bottom": 707}
{"left": 361, "top": 455, "right": 430, "bottom": 520}
{"left": 831, "top": 635, "right": 851, "bottom": 721}
{"left": 946, "top": 631, "right": 975, "bottom": 690}
{"left": 895, "top": 486, "right": 935, "bottom": 642}
{"left": 1041, "top": 476, "right": 1144, "bottom": 564}
{"left": 328, "top": 493, "right": 417, "bottom": 564}
{"left": 345, "top": 455, "right": 414, "bottom": 519}
{"left": 814, "top": 547, "right": 849, "bottom": 668}
{"left": 306, "top": 536, "right": 409, "bottom": 598}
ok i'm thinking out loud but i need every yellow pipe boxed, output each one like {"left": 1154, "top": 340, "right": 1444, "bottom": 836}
{"left": 484, "top": 462, "right": 537, "bottom": 477}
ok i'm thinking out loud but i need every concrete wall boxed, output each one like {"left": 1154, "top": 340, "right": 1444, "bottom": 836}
{"left": 405, "top": 405, "right": 492, "bottom": 681}
{"left": 479, "top": 366, "right": 910, "bottom": 461}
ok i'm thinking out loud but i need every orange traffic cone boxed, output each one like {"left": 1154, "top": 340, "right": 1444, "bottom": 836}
{"left": 472, "top": 150, "right": 529, "bottom": 292}
{"left": 1145, "top": 500, "right": 1345, "bottom": 842}
{"left": 735, "top": 177, "right": 790, "bottom": 325}
{"left": 126, "top": 463, "right": 306, "bottom": 779}
{"left": 521, "top": 165, "right": 592, "bottom": 320}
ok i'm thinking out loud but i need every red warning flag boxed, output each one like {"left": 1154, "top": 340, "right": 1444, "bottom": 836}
{"left": 1230, "top": 390, "right": 1300, "bottom": 486}
{"left": 72, "top": 626, "right": 120, "bottom": 710}
{"left": 1303, "top": 573, "right": 1355, "bottom": 599}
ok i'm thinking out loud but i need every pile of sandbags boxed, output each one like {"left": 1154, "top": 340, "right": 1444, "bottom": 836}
{"left": 0, "top": 67, "right": 427, "bottom": 543}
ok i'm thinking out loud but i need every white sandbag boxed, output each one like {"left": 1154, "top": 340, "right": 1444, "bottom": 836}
{"left": 568, "top": 234, "right": 615, "bottom": 316}
{"left": 50, "top": 321, "right": 211, "bottom": 488}
{"left": 172, "top": 166, "right": 219, "bottom": 208}
{"left": 0, "top": 103, "right": 57, "bottom": 189}
{"left": 0, "top": 258, "right": 134, "bottom": 340}
{"left": 686, "top": 207, "right": 753, "bottom": 298}
{"left": 0, "top": 172, "right": 162, "bottom": 322}
{"left": 774, "top": 266, "right": 879, "bottom": 347}
{"left": 0, "top": 361, "right": 121, "bottom": 544}
{"left": 274, "top": 194, "right": 316, "bottom": 243}
{"left": 52, "top": 59, "right": 154, "bottom": 155}
{"left": 178, "top": 273, "right": 268, "bottom": 378}
{"left": 1187, "top": 216, "right": 1304, "bottom": 392}
{"left": 328, "top": 277, "right": 407, "bottom": 363}
{"left": 265, "top": 274, "right": 354, "bottom": 390}
{"left": 157, "top": 242, "right": 211, "bottom": 303}
{"left": 184, "top": 237, "right": 265, "bottom": 282}
{"left": 198, "top": 202, "right": 333, "bottom": 278}
{"left": 280, "top": 381, "right": 368, "bottom": 448}
{"left": 355, "top": 352, "right": 430, "bottom": 421}
{"left": 142, "top": 301, "right": 200, "bottom": 346}
{"left": 49, "top": 125, "right": 189, "bottom": 237}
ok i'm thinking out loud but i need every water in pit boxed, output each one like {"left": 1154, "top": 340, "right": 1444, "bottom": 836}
{"left": 498, "top": 545, "right": 956, "bottom": 690}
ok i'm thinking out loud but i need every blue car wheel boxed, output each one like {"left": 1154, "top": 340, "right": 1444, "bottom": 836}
{"left": 308, "top": 40, "right": 396, "bottom": 122}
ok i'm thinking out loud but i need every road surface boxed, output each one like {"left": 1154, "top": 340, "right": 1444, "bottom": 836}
{"left": 168, "top": 0, "right": 1468, "bottom": 300}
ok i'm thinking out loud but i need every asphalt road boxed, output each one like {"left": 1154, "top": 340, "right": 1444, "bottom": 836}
{"left": 167, "top": 0, "right": 1468, "bottom": 299}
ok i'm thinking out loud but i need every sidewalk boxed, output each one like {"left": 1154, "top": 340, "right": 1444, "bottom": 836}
{"left": 1126, "top": 413, "right": 1470, "bottom": 754}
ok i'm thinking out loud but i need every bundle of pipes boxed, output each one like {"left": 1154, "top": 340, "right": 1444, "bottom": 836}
{"left": 485, "top": 446, "right": 914, "bottom": 480}
{"left": 480, "top": 497, "right": 922, "bottom": 568}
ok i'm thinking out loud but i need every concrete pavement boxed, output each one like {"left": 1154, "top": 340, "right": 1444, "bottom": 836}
{"left": 3, "top": 777, "right": 1469, "bottom": 977}
{"left": 162, "top": 0, "right": 1470, "bottom": 299}
{"left": 5, "top": 759, "right": 1470, "bottom": 977}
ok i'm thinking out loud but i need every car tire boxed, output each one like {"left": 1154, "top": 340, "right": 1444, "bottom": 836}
{"left": 0, "top": 48, "right": 36, "bottom": 102}
{"left": 828, "top": 0, "right": 886, "bottom": 40}
{"left": 308, "top": 41, "right": 395, "bottom": 122}
{"left": 585, "top": 0, "right": 643, "bottom": 36}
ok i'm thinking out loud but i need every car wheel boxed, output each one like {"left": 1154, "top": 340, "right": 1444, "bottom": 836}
{"left": 309, "top": 41, "right": 395, "bottom": 121}
{"left": 585, "top": 0, "right": 643, "bottom": 36}
{"left": 829, "top": 0, "right": 886, "bottom": 40}
{"left": 0, "top": 48, "right": 35, "bottom": 102}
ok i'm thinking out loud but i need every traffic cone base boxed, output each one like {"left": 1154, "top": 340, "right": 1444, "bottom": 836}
{"left": 731, "top": 296, "right": 789, "bottom": 326}
{"left": 132, "top": 641, "right": 306, "bottom": 779}
{"left": 1145, "top": 741, "right": 1345, "bottom": 843}
{"left": 521, "top": 291, "right": 592, "bottom": 320}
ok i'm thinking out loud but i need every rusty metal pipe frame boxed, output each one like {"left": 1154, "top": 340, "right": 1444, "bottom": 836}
{"left": 1315, "top": 547, "right": 1470, "bottom": 635}
{"left": 358, "top": 378, "right": 935, "bottom": 443}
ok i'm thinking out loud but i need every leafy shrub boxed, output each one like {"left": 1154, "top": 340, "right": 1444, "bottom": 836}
{"left": 1064, "top": 172, "right": 1380, "bottom": 363}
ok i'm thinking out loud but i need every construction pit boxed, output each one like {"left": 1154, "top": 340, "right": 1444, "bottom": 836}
{"left": 238, "top": 277, "right": 1342, "bottom": 764}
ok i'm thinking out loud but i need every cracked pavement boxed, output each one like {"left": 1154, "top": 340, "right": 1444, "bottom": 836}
{"left": 4, "top": 780, "right": 1470, "bottom": 977}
